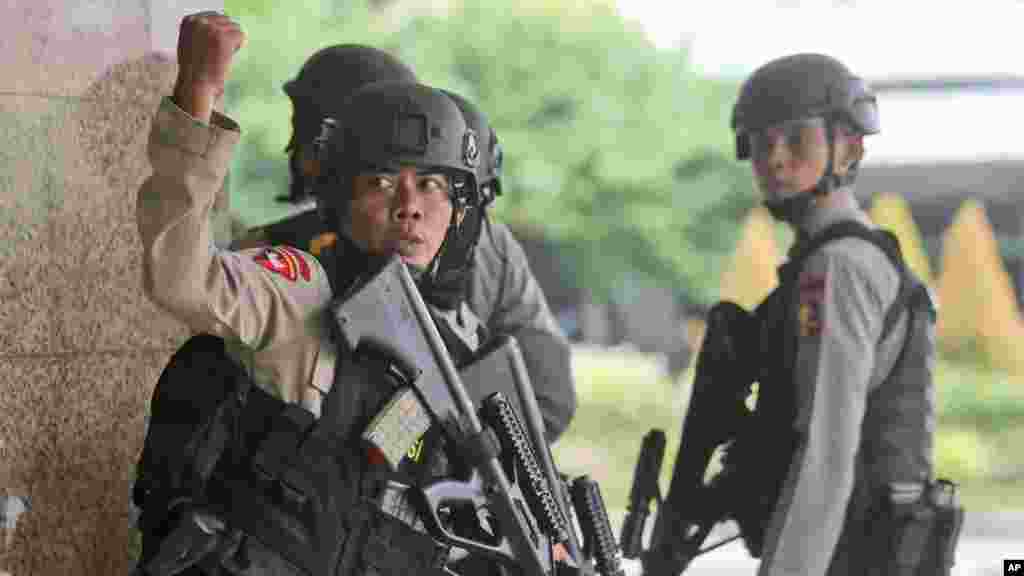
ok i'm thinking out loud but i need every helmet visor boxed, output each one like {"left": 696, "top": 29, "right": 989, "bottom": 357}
{"left": 746, "top": 116, "right": 828, "bottom": 164}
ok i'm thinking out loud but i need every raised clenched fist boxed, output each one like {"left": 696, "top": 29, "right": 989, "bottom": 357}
{"left": 172, "top": 11, "right": 246, "bottom": 123}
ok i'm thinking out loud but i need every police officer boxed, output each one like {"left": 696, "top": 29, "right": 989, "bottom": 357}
{"left": 137, "top": 12, "right": 553, "bottom": 574}
{"left": 233, "top": 44, "right": 577, "bottom": 441}
{"left": 728, "top": 53, "right": 936, "bottom": 575}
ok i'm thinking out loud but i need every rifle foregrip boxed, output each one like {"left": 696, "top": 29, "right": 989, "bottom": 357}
{"left": 571, "top": 476, "right": 625, "bottom": 576}
{"left": 482, "top": 392, "right": 570, "bottom": 544}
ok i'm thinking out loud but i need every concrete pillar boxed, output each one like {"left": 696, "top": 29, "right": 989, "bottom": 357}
{"left": 0, "top": 2, "right": 221, "bottom": 573}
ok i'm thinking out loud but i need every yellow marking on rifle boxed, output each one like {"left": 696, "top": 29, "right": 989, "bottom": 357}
{"left": 407, "top": 437, "right": 424, "bottom": 462}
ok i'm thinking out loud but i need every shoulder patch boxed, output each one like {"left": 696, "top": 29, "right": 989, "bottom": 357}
{"left": 253, "top": 246, "right": 311, "bottom": 282}
{"left": 798, "top": 272, "right": 826, "bottom": 337}
{"left": 280, "top": 246, "right": 312, "bottom": 281}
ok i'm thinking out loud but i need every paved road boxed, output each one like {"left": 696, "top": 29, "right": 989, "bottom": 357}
{"left": 612, "top": 509, "right": 1023, "bottom": 575}
{"left": 620, "top": 537, "right": 1020, "bottom": 575}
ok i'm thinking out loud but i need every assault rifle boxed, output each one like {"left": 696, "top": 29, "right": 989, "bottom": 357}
{"left": 619, "top": 302, "right": 760, "bottom": 575}
{"left": 334, "top": 256, "right": 625, "bottom": 576}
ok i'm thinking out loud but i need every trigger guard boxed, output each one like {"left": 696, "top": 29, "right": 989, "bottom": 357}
{"left": 418, "top": 475, "right": 518, "bottom": 565}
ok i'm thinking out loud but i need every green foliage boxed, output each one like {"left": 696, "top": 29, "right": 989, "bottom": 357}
{"left": 934, "top": 427, "right": 996, "bottom": 482}
{"left": 231, "top": 0, "right": 278, "bottom": 18}
{"left": 935, "top": 360, "right": 1024, "bottom": 431}
{"left": 223, "top": 0, "right": 753, "bottom": 305}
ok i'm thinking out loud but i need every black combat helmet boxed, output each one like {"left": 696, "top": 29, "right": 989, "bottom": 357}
{"left": 731, "top": 53, "right": 880, "bottom": 222}
{"left": 281, "top": 44, "right": 419, "bottom": 204}
{"left": 440, "top": 89, "right": 503, "bottom": 207}
{"left": 324, "top": 82, "right": 479, "bottom": 201}
{"left": 731, "top": 53, "right": 879, "bottom": 160}
{"left": 316, "top": 82, "right": 484, "bottom": 307}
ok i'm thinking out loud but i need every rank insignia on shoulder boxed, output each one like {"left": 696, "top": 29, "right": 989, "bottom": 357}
{"left": 799, "top": 301, "right": 822, "bottom": 337}
{"left": 253, "top": 246, "right": 312, "bottom": 282}
{"left": 798, "top": 272, "right": 826, "bottom": 337}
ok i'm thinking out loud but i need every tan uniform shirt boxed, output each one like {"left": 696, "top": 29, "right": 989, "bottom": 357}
{"left": 758, "top": 192, "right": 909, "bottom": 576}
{"left": 138, "top": 97, "right": 337, "bottom": 416}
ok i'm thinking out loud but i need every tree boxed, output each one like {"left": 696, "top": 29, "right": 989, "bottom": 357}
{"left": 224, "top": 0, "right": 752, "bottom": 306}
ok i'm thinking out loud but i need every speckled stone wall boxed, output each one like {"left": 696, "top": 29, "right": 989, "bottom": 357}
{"left": 0, "top": 2, "right": 221, "bottom": 574}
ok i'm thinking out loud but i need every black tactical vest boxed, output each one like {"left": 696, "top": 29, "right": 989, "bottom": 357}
{"left": 725, "top": 220, "right": 937, "bottom": 557}
{"left": 208, "top": 308, "right": 485, "bottom": 576}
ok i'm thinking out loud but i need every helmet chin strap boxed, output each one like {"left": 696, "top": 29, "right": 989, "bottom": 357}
{"left": 417, "top": 205, "right": 476, "bottom": 310}
{"left": 763, "top": 117, "right": 856, "bottom": 227}
{"left": 423, "top": 208, "right": 459, "bottom": 281}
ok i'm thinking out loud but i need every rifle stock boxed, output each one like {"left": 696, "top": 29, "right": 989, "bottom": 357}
{"left": 631, "top": 302, "right": 758, "bottom": 575}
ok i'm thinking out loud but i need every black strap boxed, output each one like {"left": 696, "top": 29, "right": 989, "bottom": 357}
{"left": 254, "top": 405, "right": 316, "bottom": 464}
{"left": 787, "top": 220, "right": 918, "bottom": 342}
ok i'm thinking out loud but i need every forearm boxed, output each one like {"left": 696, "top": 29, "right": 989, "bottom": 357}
{"left": 137, "top": 97, "right": 241, "bottom": 337}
